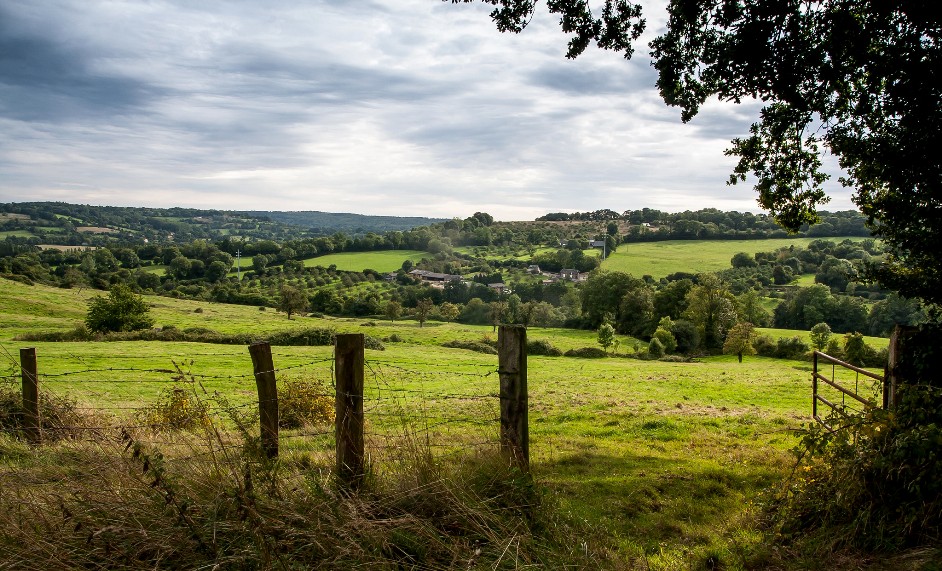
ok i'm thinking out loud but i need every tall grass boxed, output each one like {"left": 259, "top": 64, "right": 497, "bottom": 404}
{"left": 0, "top": 383, "right": 602, "bottom": 570}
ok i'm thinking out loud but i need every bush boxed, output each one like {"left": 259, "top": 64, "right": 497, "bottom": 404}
{"left": 136, "top": 386, "right": 211, "bottom": 432}
{"left": 774, "top": 336, "right": 809, "bottom": 360}
{"left": 753, "top": 334, "right": 776, "bottom": 357}
{"left": 564, "top": 347, "right": 607, "bottom": 358}
{"left": 648, "top": 337, "right": 666, "bottom": 358}
{"left": 268, "top": 327, "right": 335, "bottom": 346}
{"left": 85, "top": 284, "right": 154, "bottom": 333}
{"left": 279, "top": 378, "right": 334, "bottom": 429}
{"left": 442, "top": 340, "right": 498, "bottom": 354}
{"left": 527, "top": 339, "right": 562, "bottom": 356}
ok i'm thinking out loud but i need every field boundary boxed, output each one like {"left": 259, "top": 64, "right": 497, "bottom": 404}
{"left": 9, "top": 327, "right": 532, "bottom": 487}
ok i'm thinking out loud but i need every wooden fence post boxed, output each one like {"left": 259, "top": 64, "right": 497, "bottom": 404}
{"left": 498, "top": 325, "right": 528, "bottom": 469}
{"left": 20, "top": 347, "right": 40, "bottom": 444}
{"left": 884, "top": 325, "right": 914, "bottom": 410}
{"left": 335, "top": 333, "right": 365, "bottom": 489}
{"left": 248, "top": 342, "right": 279, "bottom": 459}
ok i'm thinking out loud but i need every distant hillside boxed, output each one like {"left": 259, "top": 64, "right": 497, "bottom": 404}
{"left": 249, "top": 211, "right": 446, "bottom": 234}
{"left": 0, "top": 202, "right": 445, "bottom": 246}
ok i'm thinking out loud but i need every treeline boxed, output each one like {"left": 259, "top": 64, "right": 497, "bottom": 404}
{"left": 537, "top": 208, "right": 868, "bottom": 242}
{"left": 0, "top": 202, "right": 442, "bottom": 247}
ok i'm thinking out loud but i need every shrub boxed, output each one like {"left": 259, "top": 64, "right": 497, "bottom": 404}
{"left": 753, "top": 334, "right": 776, "bottom": 357}
{"left": 267, "top": 327, "right": 335, "bottom": 346}
{"left": 648, "top": 336, "right": 666, "bottom": 358}
{"left": 527, "top": 339, "right": 562, "bottom": 356}
{"left": 442, "top": 340, "right": 498, "bottom": 354}
{"left": 364, "top": 335, "right": 386, "bottom": 351}
{"left": 85, "top": 284, "right": 154, "bottom": 333}
{"left": 774, "top": 336, "right": 809, "bottom": 360}
{"left": 843, "top": 332, "right": 877, "bottom": 367}
{"left": 279, "top": 378, "right": 334, "bottom": 429}
{"left": 564, "top": 347, "right": 607, "bottom": 358}
{"left": 136, "top": 386, "right": 211, "bottom": 432}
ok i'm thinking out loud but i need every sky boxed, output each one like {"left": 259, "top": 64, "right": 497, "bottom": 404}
{"left": 0, "top": 0, "right": 856, "bottom": 221}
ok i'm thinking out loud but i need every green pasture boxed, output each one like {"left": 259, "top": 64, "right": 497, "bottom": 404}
{"left": 0, "top": 230, "right": 36, "bottom": 238}
{"left": 756, "top": 326, "right": 888, "bottom": 351}
{"left": 0, "top": 278, "right": 886, "bottom": 568}
{"left": 143, "top": 264, "right": 168, "bottom": 276}
{"left": 792, "top": 273, "right": 817, "bottom": 286}
{"left": 604, "top": 237, "right": 869, "bottom": 279}
{"left": 302, "top": 249, "right": 430, "bottom": 272}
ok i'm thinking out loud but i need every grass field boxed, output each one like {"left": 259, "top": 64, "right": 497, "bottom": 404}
{"left": 0, "top": 277, "right": 889, "bottom": 568}
{"left": 603, "top": 237, "right": 870, "bottom": 279}
{"left": 0, "top": 230, "right": 36, "bottom": 238}
{"left": 302, "top": 249, "right": 430, "bottom": 272}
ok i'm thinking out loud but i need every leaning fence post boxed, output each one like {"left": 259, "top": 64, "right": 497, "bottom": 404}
{"left": 335, "top": 333, "right": 365, "bottom": 490}
{"left": 248, "top": 342, "right": 279, "bottom": 459}
{"left": 20, "top": 347, "right": 40, "bottom": 444}
{"left": 498, "top": 325, "right": 528, "bottom": 469}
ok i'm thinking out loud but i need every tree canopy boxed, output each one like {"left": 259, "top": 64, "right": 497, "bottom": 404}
{"left": 455, "top": 0, "right": 942, "bottom": 303}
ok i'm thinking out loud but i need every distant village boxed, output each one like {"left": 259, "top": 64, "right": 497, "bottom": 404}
{"left": 394, "top": 265, "right": 588, "bottom": 296}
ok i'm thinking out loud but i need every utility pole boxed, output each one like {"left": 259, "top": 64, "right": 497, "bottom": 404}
{"left": 235, "top": 249, "right": 241, "bottom": 280}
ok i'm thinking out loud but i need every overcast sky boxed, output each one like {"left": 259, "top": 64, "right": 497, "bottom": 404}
{"left": 0, "top": 0, "right": 855, "bottom": 221}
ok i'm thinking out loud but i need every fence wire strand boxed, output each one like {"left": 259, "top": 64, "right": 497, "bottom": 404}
{"left": 2, "top": 347, "right": 506, "bottom": 465}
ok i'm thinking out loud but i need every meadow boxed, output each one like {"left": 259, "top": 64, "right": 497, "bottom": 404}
{"left": 0, "top": 278, "right": 882, "bottom": 569}
{"left": 603, "top": 237, "right": 869, "bottom": 279}
{"left": 302, "top": 249, "right": 430, "bottom": 272}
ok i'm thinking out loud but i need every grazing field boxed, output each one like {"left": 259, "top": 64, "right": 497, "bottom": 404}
{"left": 0, "top": 230, "right": 36, "bottom": 238}
{"left": 604, "top": 237, "right": 870, "bottom": 278}
{"left": 302, "top": 249, "right": 430, "bottom": 272}
{"left": 0, "top": 278, "right": 876, "bottom": 568}
{"left": 756, "top": 326, "right": 888, "bottom": 351}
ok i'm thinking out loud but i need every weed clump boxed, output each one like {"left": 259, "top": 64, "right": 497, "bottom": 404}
{"left": 0, "top": 384, "right": 84, "bottom": 440}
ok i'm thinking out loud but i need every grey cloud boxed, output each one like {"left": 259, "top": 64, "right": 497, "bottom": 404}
{"left": 0, "top": 9, "right": 164, "bottom": 121}
{"left": 527, "top": 59, "right": 652, "bottom": 96}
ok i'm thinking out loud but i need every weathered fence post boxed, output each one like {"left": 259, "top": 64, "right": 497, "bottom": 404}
{"left": 335, "top": 333, "right": 365, "bottom": 489}
{"left": 20, "top": 347, "right": 40, "bottom": 444}
{"left": 498, "top": 325, "right": 528, "bottom": 469}
{"left": 248, "top": 342, "right": 279, "bottom": 459}
{"left": 812, "top": 351, "right": 819, "bottom": 419}
{"left": 884, "top": 325, "right": 910, "bottom": 410}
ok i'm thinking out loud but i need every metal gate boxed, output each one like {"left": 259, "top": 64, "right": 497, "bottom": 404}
{"left": 812, "top": 351, "right": 885, "bottom": 430}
